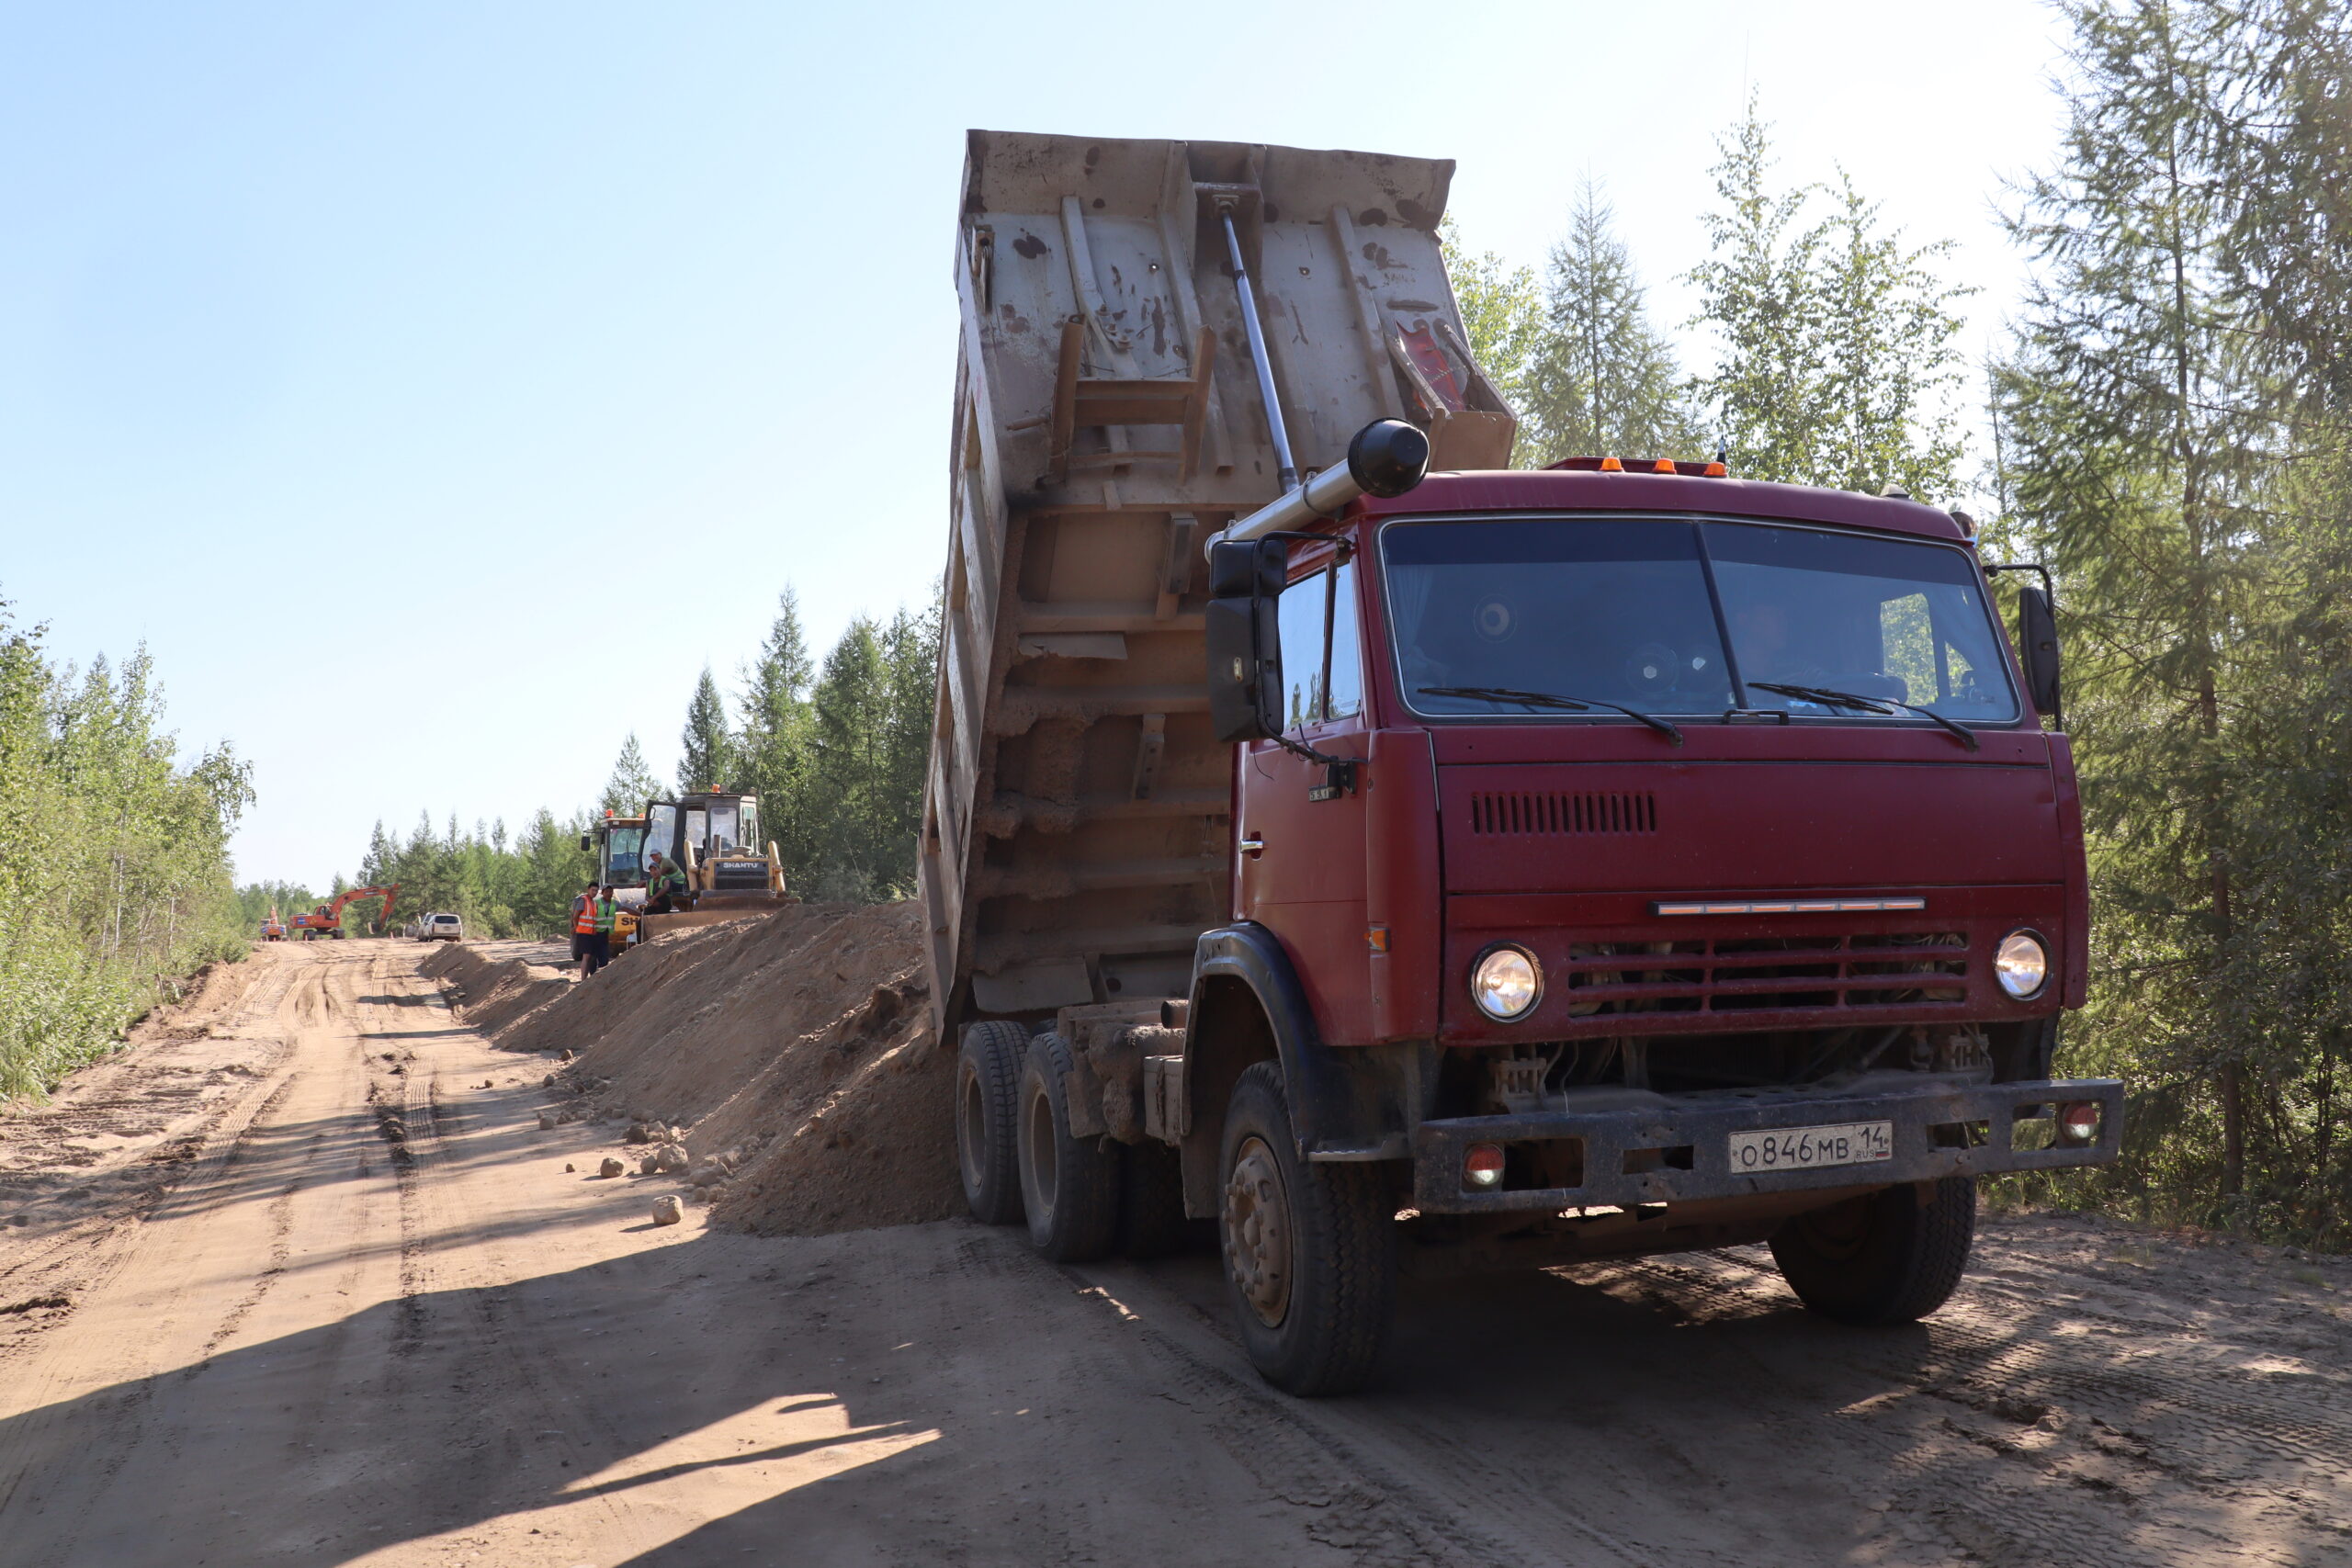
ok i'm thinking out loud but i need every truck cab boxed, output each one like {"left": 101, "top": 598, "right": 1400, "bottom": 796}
{"left": 1204, "top": 461, "right": 2104, "bottom": 1225}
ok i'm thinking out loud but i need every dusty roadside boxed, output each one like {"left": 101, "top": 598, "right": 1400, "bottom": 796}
{"left": 0, "top": 944, "right": 296, "bottom": 1352}
{"left": 0, "top": 939, "right": 2347, "bottom": 1566}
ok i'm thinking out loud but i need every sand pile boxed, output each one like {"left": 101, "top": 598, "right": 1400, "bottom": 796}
{"left": 443, "top": 903, "right": 957, "bottom": 1237}
{"left": 418, "top": 941, "right": 572, "bottom": 1037}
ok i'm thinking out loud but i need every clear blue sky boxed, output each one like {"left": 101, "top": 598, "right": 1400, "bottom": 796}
{"left": 0, "top": 0, "right": 2076, "bottom": 889}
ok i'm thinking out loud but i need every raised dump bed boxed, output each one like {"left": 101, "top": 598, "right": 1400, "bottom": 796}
{"left": 920, "top": 130, "right": 1511, "bottom": 1032}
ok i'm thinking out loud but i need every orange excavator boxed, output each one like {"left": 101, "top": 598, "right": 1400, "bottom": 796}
{"left": 291, "top": 885, "right": 399, "bottom": 940}
{"left": 261, "top": 908, "right": 287, "bottom": 942}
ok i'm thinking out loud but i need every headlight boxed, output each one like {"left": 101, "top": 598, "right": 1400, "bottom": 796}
{"left": 1994, "top": 931, "right": 2049, "bottom": 998}
{"left": 1471, "top": 944, "right": 1543, "bottom": 1021}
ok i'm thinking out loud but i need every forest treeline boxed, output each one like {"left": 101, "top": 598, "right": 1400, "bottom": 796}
{"left": 1448, "top": 0, "right": 2352, "bottom": 1243}
{"left": 294, "top": 591, "right": 941, "bottom": 942}
{"left": 0, "top": 604, "right": 251, "bottom": 1099}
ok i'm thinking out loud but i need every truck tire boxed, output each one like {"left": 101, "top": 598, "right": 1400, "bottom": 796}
{"left": 956, "top": 1021, "right": 1028, "bottom": 1226}
{"left": 1115, "top": 1138, "right": 1192, "bottom": 1259}
{"left": 1770, "top": 1177, "right": 1976, "bottom": 1325}
{"left": 1015, "top": 1032, "right": 1119, "bottom": 1261}
{"left": 1219, "top": 1061, "right": 1396, "bottom": 1396}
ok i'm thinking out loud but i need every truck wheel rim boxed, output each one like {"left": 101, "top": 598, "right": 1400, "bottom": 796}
{"left": 1023, "top": 1077, "right": 1058, "bottom": 1221}
{"left": 957, "top": 1064, "right": 987, "bottom": 1193}
{"left": 1224, "top": 1135, "right": 1291, "bottom": 1327}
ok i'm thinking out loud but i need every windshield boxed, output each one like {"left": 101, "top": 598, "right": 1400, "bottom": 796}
{"left": 1384, "top": 516, "right": 2017, "bottom": 724}
{"left": 707, "top": 800, "right": 741, "bottom": 853}
{"left": 645, "top": 803, "right": 678, "bottom": 864}
{"left": 603, "top": 826, "right": 645, "bottom": 884}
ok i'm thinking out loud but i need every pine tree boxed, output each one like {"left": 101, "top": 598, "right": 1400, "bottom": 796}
{"left": 2194, "top": 0, "right": 2352, "bottom": 1236}
{"left": 876, "top": 587, "right": 944, "bottom": 895}
{"left": 599, "top": 732, "right": 662, "bottom": 817}
{"left": 1998, "top": 0, "right": 2273, "bottom": 1216}
{"left": 2213, "top": 0, "right": 2352, "bottom": 421}
{"left": 736, "top": 589, "right": 817, "bottom": 882}
{"left": 1523, "top": 179, "right": 1699, "bottom": 465}
{"left": 1687, "top": 94, "right": 1972, "bottom": 498}
{"left": 1812, "top": 174, "right": 1972, "bottom": 497}
{"left": 806, "top": 619, "right": 891, "bottom": 899}
{"left": 741, "top": 587, "right": 816, "bottom": 735}
{"left": 677, "top": 667, "right": 736, "bottom": 795}
{"left": 1684, "top": 99, "right": 1827, "bottom": 484}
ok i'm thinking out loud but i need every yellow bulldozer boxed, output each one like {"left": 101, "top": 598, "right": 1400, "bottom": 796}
{"left": 620, "top": 791, "right": 791, "bottom": 946}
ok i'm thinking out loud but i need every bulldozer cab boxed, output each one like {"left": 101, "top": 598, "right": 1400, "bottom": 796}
{"left": 649, "top": 794, "right": 756, "bottom": 856}
{"left": 643, "top": 792, "right": 786, "bottom": 908}
{"left": 583, "top": 812, "right": 651, "bottom": 890}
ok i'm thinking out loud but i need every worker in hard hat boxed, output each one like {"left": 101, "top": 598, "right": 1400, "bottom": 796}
{"left": 643, "top": 851, "right": 688, "bottom": 915}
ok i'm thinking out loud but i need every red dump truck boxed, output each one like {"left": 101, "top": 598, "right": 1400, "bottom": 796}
{"left": 921, "top": 131, "right": 2120, "bottom": 1395}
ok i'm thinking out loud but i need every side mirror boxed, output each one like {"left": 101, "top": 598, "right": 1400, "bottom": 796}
{"left": 579, "top": 833, "right": 593, "bottom": 852}
{"left": 2018, "top": 586, "right": 2062, "bottom": 724}
{"left": 1204, "top": 537, "right": 1286, "bottom": 742}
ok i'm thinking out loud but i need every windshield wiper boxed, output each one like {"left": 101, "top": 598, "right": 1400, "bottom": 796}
{"left": 1748, "top": 682, "right": 1980, "bottom": 752}
{"left": 1419, "top": 685, "right": 1682, "bottom": 747}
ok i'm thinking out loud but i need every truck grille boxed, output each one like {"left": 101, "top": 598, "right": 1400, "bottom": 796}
{"left": 1470, "top": 790, "right": 1657, "bottom": 836}
{"left": 1560, "top": 932, "right": 1967, "bottom": 1016}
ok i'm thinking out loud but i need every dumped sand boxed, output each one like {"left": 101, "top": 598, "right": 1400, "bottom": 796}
{"left": 436, "top": 903, "right": 956, "bottom": 1237}
{"left": 417, "top": 939, "right": 571, "bottom": 1036}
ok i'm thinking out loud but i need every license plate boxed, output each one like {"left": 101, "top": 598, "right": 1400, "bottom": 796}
{"left": 1729, "top": 1121, "right": 1894, "bottom": 1175}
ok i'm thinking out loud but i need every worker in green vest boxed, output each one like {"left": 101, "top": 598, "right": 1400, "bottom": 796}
{"left": 581, "top": 886, "right": 619, "bottom": 978}
{"left": 643, "top": 851, "right": 688, "bottom": 915}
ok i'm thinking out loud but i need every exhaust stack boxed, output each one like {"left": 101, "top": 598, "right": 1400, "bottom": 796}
{"left": 1206, "top": 419, "right": 1432, "bottom": 555}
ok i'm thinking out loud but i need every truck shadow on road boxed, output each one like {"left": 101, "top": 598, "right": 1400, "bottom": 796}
{"left": 0, "top": 1220, "right": 2275, "bottom": 1567}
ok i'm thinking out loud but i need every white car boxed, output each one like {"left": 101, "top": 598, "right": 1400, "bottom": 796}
{"left": 417, "top": 912, "right": 464, "bottom": 943}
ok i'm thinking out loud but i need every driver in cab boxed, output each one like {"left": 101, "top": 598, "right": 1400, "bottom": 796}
{"left": 643, "top": 851, "right": 688, "bottom": 915}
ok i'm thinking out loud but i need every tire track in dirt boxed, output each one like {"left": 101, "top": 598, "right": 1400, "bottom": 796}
{"left": 1063, "top": 1250, "right": 1645, "bottom": 1568}
{"left": 1607, "top": 1247, "right": 2352, "bottom": 1566}
{"left": 364, "top": 951, "right": 663, "bottom": 1556}
{"left": 1638, "top": 1247, "right": 2352, "bottom": 1479}
{"left": 0, "top": 944, "right": 427, "bottom": 1565}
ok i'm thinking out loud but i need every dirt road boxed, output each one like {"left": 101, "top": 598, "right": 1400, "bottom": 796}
{"left": 2, "top": 941, "right": 2349, "bottom": 1566}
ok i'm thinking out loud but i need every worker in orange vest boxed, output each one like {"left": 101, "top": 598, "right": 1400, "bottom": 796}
{"left": 575, "top": 884, "right": 614, "bottom": 977}
{"left": 569, "top": 881, "right": 598, "bottom": 965}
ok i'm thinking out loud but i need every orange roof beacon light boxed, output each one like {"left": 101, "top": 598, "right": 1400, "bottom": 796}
{"left": 1543, "top": 456, "right": 1730, "bottom": 477}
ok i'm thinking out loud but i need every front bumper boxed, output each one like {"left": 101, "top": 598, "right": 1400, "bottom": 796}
{"left": 1410, "top": 1074, "right": 2123, "bottom": 1214}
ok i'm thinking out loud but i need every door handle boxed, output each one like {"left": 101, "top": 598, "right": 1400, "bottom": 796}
{"left": 1239, "top": 835, "right": 1266, "bottom": 858}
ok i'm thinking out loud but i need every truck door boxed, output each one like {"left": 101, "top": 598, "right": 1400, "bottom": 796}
{"left": 1237, "top": 550, "right": 1374, "bottom": 1043}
